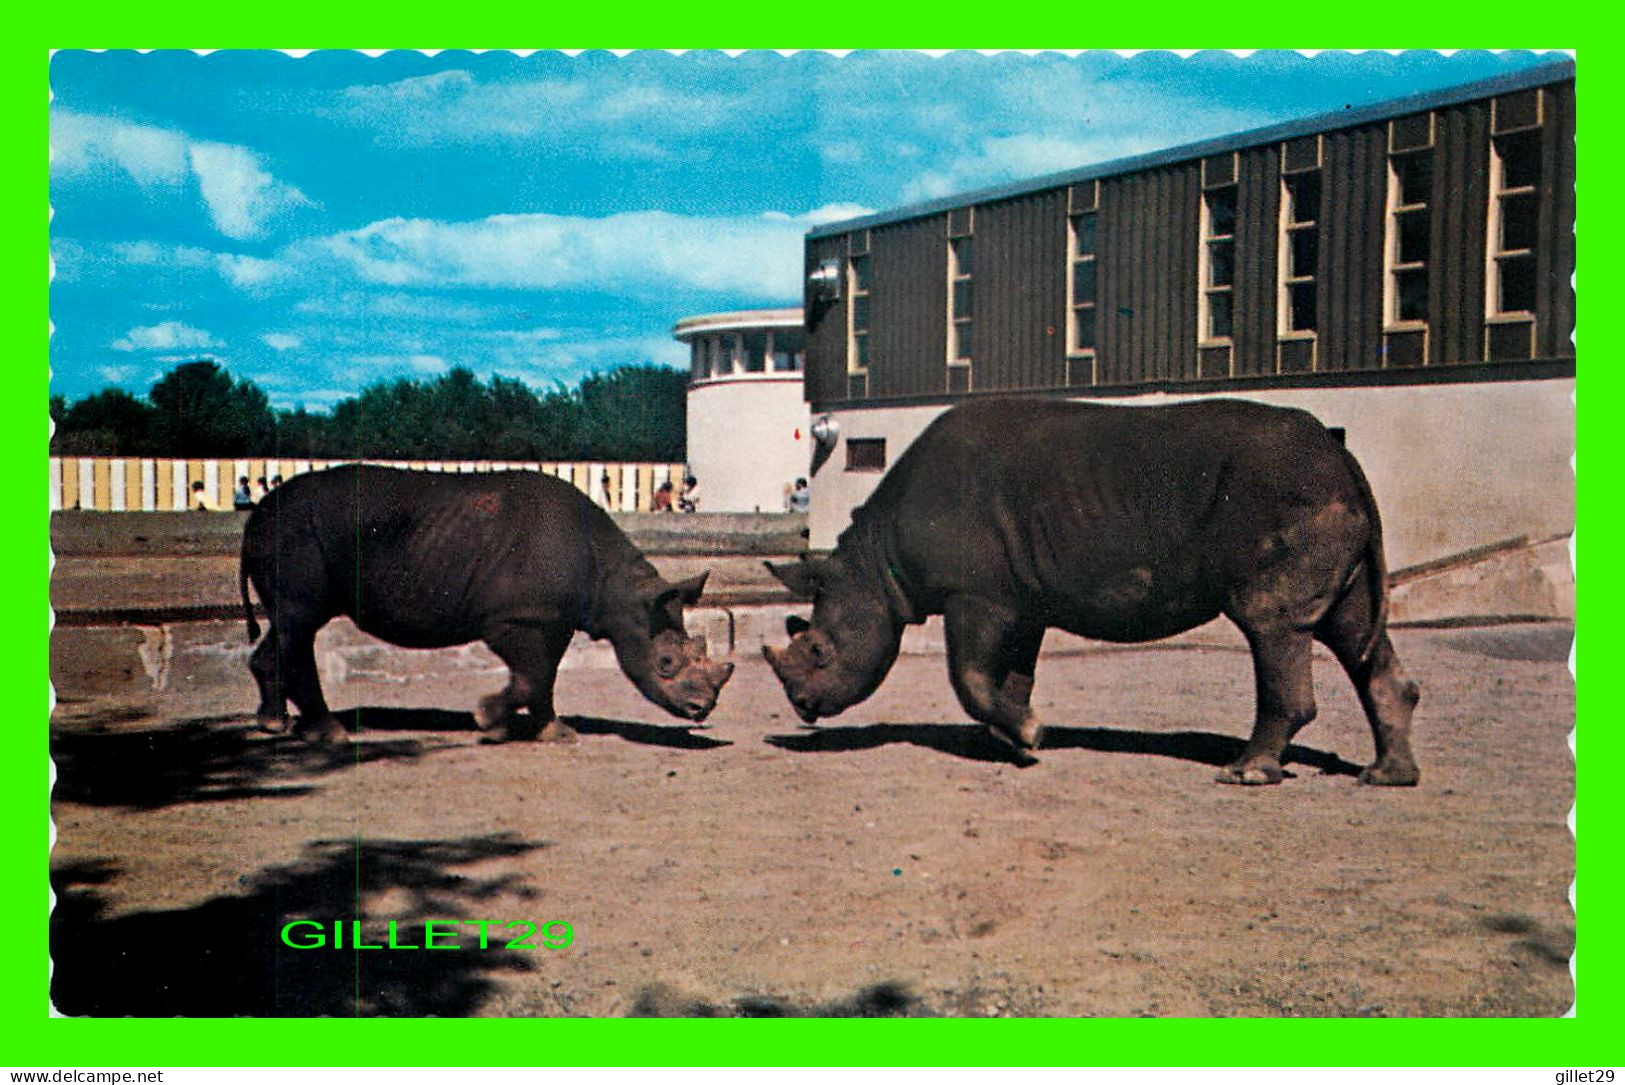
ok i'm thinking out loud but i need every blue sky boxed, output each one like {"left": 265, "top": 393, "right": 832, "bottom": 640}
{"left": 49, "top": 49, "right": 1566, "bottom": 410}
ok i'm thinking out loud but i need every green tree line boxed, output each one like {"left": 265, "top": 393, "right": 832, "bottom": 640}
{"left": 50, "top": 359, "right": 688, "bottom": 462}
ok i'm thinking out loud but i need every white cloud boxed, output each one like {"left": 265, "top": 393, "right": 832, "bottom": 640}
{"left": 260, "top": 332, "right": 302, "bottom": 351}
{"left": 187, "top": 141, "right": 311, "bottom": 239}
{"left": 96, "top": 363, "right": 141, "bottom": 384}
{"left": 309, "top": 205, "right": 855, "bottom": 298}
{"left": 110, "top": 321, "right": 222, "bottom": 353}
{"left": 330, "top": 69, "right": 749, "bottom": 149}
{"left": 52, "top": 110, "right": 310, "bottom": 239}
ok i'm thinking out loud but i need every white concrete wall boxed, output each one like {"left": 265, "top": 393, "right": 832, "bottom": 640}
{"left": 808, "top": 378, "right": 1575, "bottom": 573}
{"left": 686, "top": 376, "right": 811, "bottom": 513}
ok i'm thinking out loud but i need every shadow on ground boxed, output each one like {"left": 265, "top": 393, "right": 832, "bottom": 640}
{"left": 767, "top": 721, "right": 1363, "bottom": 776}
{"left": 51, "top": 833, "right": 546, "bottom": 1017}
{"left": 630, "top": 979, "right": 927, "bottom": 1018}
{"left": 50, "top": 716, "right": 434, "bottom": 810}
{"left": 349, "top": 708, "right": 730, "bottom": 751}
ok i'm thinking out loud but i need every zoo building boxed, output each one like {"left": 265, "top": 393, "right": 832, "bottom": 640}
{"left": 786, "top": 59, "right": 1573, "bottom": 622}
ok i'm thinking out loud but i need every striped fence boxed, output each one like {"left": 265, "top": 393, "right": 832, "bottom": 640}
{"left": 48, "top": 458, "right": 688, "bottom": 514}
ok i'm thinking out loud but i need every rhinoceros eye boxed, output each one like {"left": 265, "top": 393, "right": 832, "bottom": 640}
{"left": 656, "top": 652, "right": 683, "bottom": 678}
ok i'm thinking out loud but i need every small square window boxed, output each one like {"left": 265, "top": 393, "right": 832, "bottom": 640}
{"left": 846, "top": 438, "right": 887, "bottom": 472}
{"left": 1493, "top": 89, "right": 1541, "bottom": 133}
{"left": 1395, "top": 153, "right": 1433, "bottom": 206}
{"left": 1208, "top": 293, "right": 1233, "bottom": 339}
{"left": 1396, "top": 269, "right": 1428, "bottom": 323}
{"left": 1397, "top": 211, "right": 1430, "bottom": 265}
{"left": 1501, "top": 192, "right": 1540, "bottom": 252}
{"left": 1286, "top": 172, "right": 1321, "bottom": 225}
{"left": 1390, "top": 113, "right": 1433, "bottom": 152}
{"left": 1072, "top": 260, "right": 1097, "bottom": 302}
{"left": 1073, "top": 307, "right": 1096, "bottom": 351}
{"left": 1499, "top": 255, "right": 1537, "bottom": 313}
{"left": 1208, "top": 240, "right": 1235, "bottom": 288}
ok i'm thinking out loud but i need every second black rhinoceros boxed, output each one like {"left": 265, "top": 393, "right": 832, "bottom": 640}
{"left": 241, "top": 464, "right": 733, "bottom": 743}
{"left": 763, "top": 398, "right": 1419, "bottom": 786}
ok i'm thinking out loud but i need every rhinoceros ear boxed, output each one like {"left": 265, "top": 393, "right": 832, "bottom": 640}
{"left": 765, "top": 559, "right": 822, "bottom": 600}
{"left": 649, "top": 573, "right": 708, "bottom": 636}
{"left": 672, "top": 572, "right": 709, "bottom": 605}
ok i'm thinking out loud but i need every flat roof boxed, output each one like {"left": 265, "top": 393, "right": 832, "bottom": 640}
{"left": 808, "top": 58, "right": 1574, "bottom": 240}
{"left": 673, "top": 307, "right": 805, "bottom": 339}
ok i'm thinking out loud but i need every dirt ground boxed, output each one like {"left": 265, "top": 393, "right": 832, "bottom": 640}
{"left": 49, "top": 621, "right": 1574, "bottom": 1018}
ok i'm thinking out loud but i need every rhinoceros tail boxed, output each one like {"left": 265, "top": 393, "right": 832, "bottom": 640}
{"left": 1337, "top": 442, "right": 1389, "bottom": 667}
{"left": 241, "top": 537, "right": 261, "bottom": 644}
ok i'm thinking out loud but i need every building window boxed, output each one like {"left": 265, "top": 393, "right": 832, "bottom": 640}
{"left": 1488, "top": 91, "right": 1543, "bottom": 317}
{"left": 1067, "top": 181, "right": 1099, "bottom": 385}
{"left": 947, "top": 208, "right": 973, "bottom": 391}
{"left": 742, "top": 330, "right": 768, "bottom": 373}
{"left": 1199, "top": 156, "right": 1238, "bottom": 345}
{"left": 845, "top": 438, "right": 887, "bottom": 473}
{"left": 1278, "top": 136, "right": 1321, "bottom": 372}
{"left": 847, "top": 231, "right": 871, "bottom": 398}
{"left": 1382, "top": 114, "right": 1434, "bottom": 367}
{"left": 768, "top": 329, "right": 804, "bottom": 372}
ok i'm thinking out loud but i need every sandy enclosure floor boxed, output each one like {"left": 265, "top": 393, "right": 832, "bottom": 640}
{"left": 49, "top": 623, "right": 1574, "bottom": 1017}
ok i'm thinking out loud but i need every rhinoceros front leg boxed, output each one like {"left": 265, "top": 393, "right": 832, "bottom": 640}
{"left": 1216, "top": 628, "right": 1317, "bottom": 785}
{"left": 480, "top": 623, "right": 576, "bottom": 744}
{"left": 943, "top": 596, "right": 1046, "bottom": 755}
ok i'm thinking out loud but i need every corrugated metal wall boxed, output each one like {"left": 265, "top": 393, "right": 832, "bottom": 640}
{"left": 1097, "top": 165, "right": 1200, "bottom": 385}
{"left": 1319, "top": 123, "right": 1389, "bottom": 372}
{"left": 805, "top": 77, "right": 1575, "bottom": 407}
{"left": 1233, "top": 146, "right": 1282, "bottom": 377}
{"left": 1540, "top": 81, "right": 1578, "bottom": 361}
{"left": 868, "top": 216, "right": 949, "bottom": 397}
{"left": 803, "top": 234, "right": 848, "bottom": 405}
{"left": 974, "top": 190, "right": 1068, "bottom": 391}
{"left": 1431, "top": 103, "right": 1491, "bottom": 364}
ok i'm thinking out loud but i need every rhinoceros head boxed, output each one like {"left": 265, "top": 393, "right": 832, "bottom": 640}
{"left": 607, "top": 571, "right": 734, "bottom": 723}
{"left": 761, "top": 558, "right": 903, "bottom": 723}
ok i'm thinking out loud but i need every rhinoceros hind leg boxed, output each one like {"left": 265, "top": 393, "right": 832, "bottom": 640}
{"left": 274, "top": 617, "right": 346, "bottom": 744}
{"left": 1315, "top": 575, "right": 1421, "bottom": 787}
{"left": 1217, "top": 628, "right": 1316, "bottom": 786}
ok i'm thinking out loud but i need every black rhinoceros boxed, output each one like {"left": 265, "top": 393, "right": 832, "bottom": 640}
{"left": 240, "top": 465, "right": 733, "bottom": 743}
{"left": 763, "top": 398, "right": 1419, "bottom": 786}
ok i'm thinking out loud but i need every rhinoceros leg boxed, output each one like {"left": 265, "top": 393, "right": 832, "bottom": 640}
{"left": 1216, "top": 628, "right": 1317, "bottom": 786}
{"left": 278, "top": 620, "right": 347, "bottom": 745}
{"left": 248, "top": 628, "right": 289, "bottom": 733}
{"left": 479, "top": 623, "right": 574, "bottom": 744}
{"left": 1316, "top": 583, "right": 1421, "bottom": 786}
{"left": 943, "top": 596, "right": 1046, "bottom": 756}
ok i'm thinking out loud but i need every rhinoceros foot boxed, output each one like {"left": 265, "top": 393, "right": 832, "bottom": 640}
{"left": 1215, "top": 759, "right": 1283, "bottom": 786}
{"left": 1359, "top": 757, "right": 1420, "bottom": 787}
{"left": 256, "top": 712, "right": 291, "bottom": 735}
{"left": 297, "top": 714, "right": 350, "bottom": 746}
{"left": 983, "top": 724, "right": 1041, "bottom": 767}
{"left": 538, "top": 718, "right": 579, "bottom": 744}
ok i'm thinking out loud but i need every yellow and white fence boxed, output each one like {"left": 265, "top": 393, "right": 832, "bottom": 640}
{"left": 49, "top": 458, "right": 688, "bottom": 514}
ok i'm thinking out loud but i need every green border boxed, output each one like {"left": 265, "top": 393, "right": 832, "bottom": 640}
{"left": 10, "top": 12, "right": 1609, "bottom": 1068}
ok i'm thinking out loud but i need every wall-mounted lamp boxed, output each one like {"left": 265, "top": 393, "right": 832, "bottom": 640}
{"left": 807, "top": 260, "right": 842, "bottom": 304}
{"left": 808, "top": 413, "right": 840, "bottom": 477}
{"left": 810, "top": 413, "right": 839, "bottom": 449}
